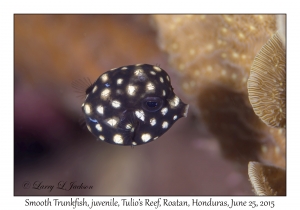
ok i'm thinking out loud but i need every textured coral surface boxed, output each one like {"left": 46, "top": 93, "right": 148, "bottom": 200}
{"left": 248, "top": 161, "right": 286, "bottom": 195}
{"left": 152, "top": 15, "right": 286, "bottom": 171}
{"left": 153, "top": 15, "right": 277, "bottom": 93}
{"left": 248, "top": 32, "right": 286, "bottom": 128}
{"left": 14, "top": 15, "right": 252, "bottom": 195}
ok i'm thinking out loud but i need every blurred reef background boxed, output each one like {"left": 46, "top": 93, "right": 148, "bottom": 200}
{"left": 14, "top": 14, "right": 285, "bottom": 195}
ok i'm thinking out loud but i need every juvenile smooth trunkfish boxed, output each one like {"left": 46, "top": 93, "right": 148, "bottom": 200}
{"left": 78, "top": 64, "right": 189, "bottom": 146}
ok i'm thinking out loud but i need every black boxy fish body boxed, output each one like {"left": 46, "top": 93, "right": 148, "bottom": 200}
{"left": 80, "top": 64, "right": 189, "bottom": 146}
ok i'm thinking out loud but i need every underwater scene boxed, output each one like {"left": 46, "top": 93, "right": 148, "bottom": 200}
{"left": 14, "top": 14, "right": 286, "bottom": 196}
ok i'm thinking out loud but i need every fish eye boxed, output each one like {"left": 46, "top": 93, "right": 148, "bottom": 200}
{"left": 142, "top": 97, "right": 163, "bottom": 112}
{"left": 147, "top": 101, "right": 158, "bottom": 107}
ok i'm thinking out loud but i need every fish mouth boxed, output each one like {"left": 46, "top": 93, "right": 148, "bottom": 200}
{"left": 118, "top": 109, "right": 141, "bottom": 145}
{"left": 130, "top": 120, "right": 141, "bottom": 143}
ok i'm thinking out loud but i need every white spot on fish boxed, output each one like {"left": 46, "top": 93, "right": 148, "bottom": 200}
{"left": 134, "top": 68, "right": 144, "bottom": 76}
{"left": 153, "top": 66, "right": 162, "bottom": 72}
{"left": 169, "top": 95, "right": 180, "bottom": 108}
{"left": 132, "top": 141, "right": 137, "bottom": 146}
{"left": 92, "top": 86, "right": 98, "bottom": 93}
{"left": 101, "top": 88, "right": 111, "bottom": 100}
{"left": 131, "top": 127, "right": 135, "bottom": 133}
{"left": 126, "top": 123, "right": 132, "bottom": 129}
{"left": 150, "top": 118, "right": 156, "bottom": 126}
{"left": 111, "top": 100, "right": 121, "bottom": 108}
{"left": 95, "top": 124, "right": 102, "bottom": 131}
{"left": 99, "top": 135, "right": 105, "bottom": 140}
{"left": 150, "top": 71, "right": 156, "bottom": 75}
{"left": 97, "top": 105, "right": 104, "bottom": 115}
{"left": 87, "top": 125, "right": 92, "bottom": 132}
{"left": 160, "top": 77, "right": 164, "bottom": 83}
{"left": 84, "top": 104, "right": 91, "bottom": 115}
{"left": 121, "top": 66, "right": 128, "bottom": 70}
{"left": 141, "top": 133, "right": 151, "bottom": 142}
{"left": 161, "top": 107, "right": 168, "bottom": 116}
{"left": 127, "top": 84, "right": 137, "bottom": 96}
{"left": 162, "top": 90, "right": 166, "bottom": 96}
{"left": 173, "top": 115, "right": 178, "bottom": 120}
{"left": 116, "top": 89, "right": 123, "bottom": 95}
{"left": 146, "top": 82, "right": 155, "bottom": 92}
{"left": 135, "top": 110, "right": 145, "bottom": 121}
{"left": 113, "top": 134, "right": 123, "bottom": 144}
{"left": 101, "top": 73, "right": 108, "bottom": 82}
{"left": 162, "top": 121, "right": 169, "bottom": 129}
{"left": 106, "top": 118, "right": 118, "bottom": 127}
{"left": 117, "top": 78, "right": 123, "bottom": 85}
